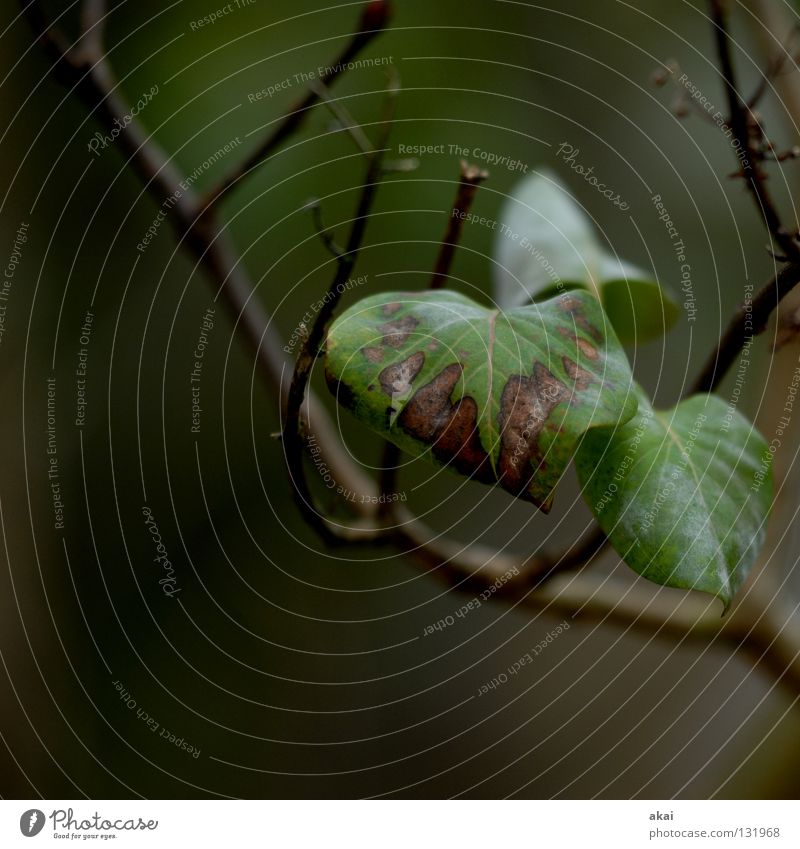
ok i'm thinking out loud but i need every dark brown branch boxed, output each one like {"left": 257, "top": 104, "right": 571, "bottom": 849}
{"left": 200, "top": 1, "right": 392, "bottom": 215}
{"left": 689, "top": 3, "right": 800, "bottom": 396}
{"left": 282, "top": 73, "right": 399, "bottom": 540}
{"left": 430, "top": 160, "right": 489, "bottom": 289}
{"left": 690, "top": 260, "right": 800, "bottom": 394}
{"left": 709, "top": 0, "right": 800, "bottom": 261}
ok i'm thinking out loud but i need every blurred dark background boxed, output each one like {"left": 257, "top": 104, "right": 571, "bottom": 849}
{"left": 1, "top": 0, "right": 798, "bottom": 798}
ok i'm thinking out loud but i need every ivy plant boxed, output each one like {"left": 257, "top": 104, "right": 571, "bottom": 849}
{"left": 322, "top": 172, "right": 773, "bottom": 609}
{"left": 575, "top": 387, "right": 771, "bottom": 609}
{"left": 493, "top": 171, "right": 680, "bottom": 344}
{"left": 325, "top": 289, "right": 637, "bottom": 511}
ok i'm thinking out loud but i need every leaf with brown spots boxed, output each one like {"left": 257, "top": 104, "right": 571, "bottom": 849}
{"left": 325, "top": 289, "right": 637, "bottom": 510}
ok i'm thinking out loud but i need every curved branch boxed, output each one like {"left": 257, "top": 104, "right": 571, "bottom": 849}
{"left": 709, "top": 0, "right": 800, "bottom": 260}
{"left": 24, "top": 0, "right": 800, "bottom": 692}
{"left": 282, "top": 73, "right": 399, "bottom": 540}
{"left": 690, "top": 260, "right": 800, "bottom": 394}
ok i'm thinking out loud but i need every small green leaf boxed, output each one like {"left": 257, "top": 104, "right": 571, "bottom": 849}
{"left": 493, "top": 171, "right": 680, "bottom": 344}
{"left": 576, "top": 387, "right": 773, "bottom": 609}
{"left": 325, "top": 289, "right": 637, "bottom": 511}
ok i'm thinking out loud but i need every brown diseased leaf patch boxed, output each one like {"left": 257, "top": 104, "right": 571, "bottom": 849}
{"left": 497, "top": 362, "right": 570, "bottom": 509}
{"left": 379, "top": 352, "right": 425, "bottom": 398}
{"left": 382, "top": 302, "right": 402, "bottom": 317}
{"left": 381, "top": 315, "right": 418, "bottom": 347}
{"left": 362, "top": 346, "right": 383, "bottom": 364}
{"left": 577, "top": 338, "right": 599, "bottom": 360}
{"left": 558, "top": 295, "right": 604, "bottom": 343}
{"left": 398, "top": 363, "right": 493, "bottom": 483}
{"left": 557, "top": 325, "right": 600, "bottom": 361}
{"left": 562, "top": 356, "right": 594, "bottom": 391}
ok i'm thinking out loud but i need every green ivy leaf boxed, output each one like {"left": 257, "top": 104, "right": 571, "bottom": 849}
{"left": 575, "top": 387, "right": 773, "bottom": 609}
{"left": 493, "top": 171, "right": 680, "bottom": 344}
{"left": 325, "top": 289, "right": 637, "bottom": 511}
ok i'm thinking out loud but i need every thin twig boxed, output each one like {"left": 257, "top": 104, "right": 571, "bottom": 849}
{"left": 306, "top": 198, "right": 346, "bottom": 258}
{"left": 692, "top": 2, "right": 800, "bottom": 395}
{"left": 79, "top": 0, "right": 106, "bottom": 61}
{"left": 199, "top": 0, "right": 392, "bottom": 215}
{"left": 282, "top": 72, "right": 399, "bottom": 540}
{"left": 430, "top": 160, "right": 489, "bottom": 289}
{"left": 690, "top": 261, "right": 800, "bottom": 394}
{"left": 747, "top": 26, "right": 800, "bottom": 109}
{"left": 310, "top": 79, "right": 374, "bottom": 156}
{"left": 709, "top": 0, "right": 800, "bottom": 260}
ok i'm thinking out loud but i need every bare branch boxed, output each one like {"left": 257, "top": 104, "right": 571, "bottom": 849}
{"left": 200, "top": 1, "right": 392, "bottom": 215}
{"left": 306, "top": 198, "right": 346, "bottom": 259}
{"left": 310, "top": 79, "right": 374, "bottom": 156}
{"left": 79, "top": 0, "right": 106, "bottom": 62}
{"left": 430, "top": 160, "right": 489, "bottom": 289}
{"left": 709, "top": 0, "right": 800, "bottom": 260}
{"left": 690, "top": 260, "right": 800, "bottom": 394}
{"left": 282, "top": 72, "right": 400, "bottom": 540}
{"left": 747, "top": 25, "right": 800, "bottom": 109}
{"left": 691, "top": 4, "right": 800, "bottom": 395}
{"left": 21, "top": 0, "right": 380, "bottom": 510}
